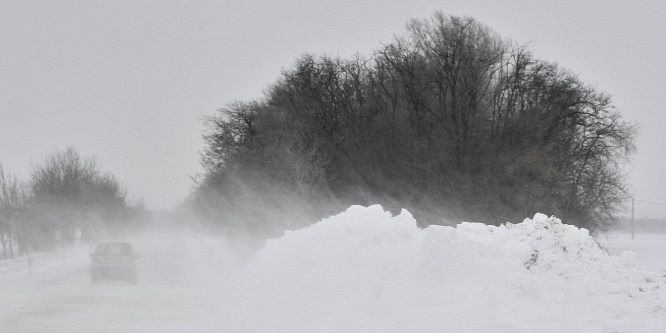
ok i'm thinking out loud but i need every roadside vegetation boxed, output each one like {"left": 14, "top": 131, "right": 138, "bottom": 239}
{"left": 0, "top": 147, "right": 144, "bottom": 259}
{"left": 192, "top": 12, "right": 636, "bottom": 237}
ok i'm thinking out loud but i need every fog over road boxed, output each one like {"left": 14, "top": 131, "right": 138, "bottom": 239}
{"left": 0, "top": 233, "right": 233, "bottom": 333}
{"left": 1, "top": 210, "right": 665, "bottom": 333}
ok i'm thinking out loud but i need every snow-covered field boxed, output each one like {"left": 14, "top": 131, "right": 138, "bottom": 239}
{"left": 603, "top": 232, "right": 666, "bottom": 274}
{"left": 1, "top": 205, "right": 665, "bottom": 332}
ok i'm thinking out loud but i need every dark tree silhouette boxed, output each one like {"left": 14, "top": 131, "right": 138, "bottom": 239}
{"left": 194, "top": 12, "right": 636, "bottom": 234}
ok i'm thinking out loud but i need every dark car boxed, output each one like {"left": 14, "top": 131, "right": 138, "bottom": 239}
{"left": 90, "top": 242, "right": 139, "bottom": 284}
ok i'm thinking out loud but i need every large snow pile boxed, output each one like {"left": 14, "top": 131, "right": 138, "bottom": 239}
{"left": 222, "top": 205, "right": 666, "bottom": 332}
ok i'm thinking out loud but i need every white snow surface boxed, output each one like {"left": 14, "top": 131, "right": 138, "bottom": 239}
{"left": 223, "top": 205, "right": 666, "bottom": 332}
{"left": 1, "top": 204, "right": 665, "bottom": 332}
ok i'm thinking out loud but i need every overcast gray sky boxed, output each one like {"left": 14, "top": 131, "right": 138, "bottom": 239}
{"left": 1, "top": 0, "right": 665, "bottom": 217}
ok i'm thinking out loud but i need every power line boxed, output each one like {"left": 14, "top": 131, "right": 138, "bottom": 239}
{"left": 633, "top": 198, "right": 666, "bottom": 207}
{"left": 629, "top": 198, "right": 666, "bottom": 241}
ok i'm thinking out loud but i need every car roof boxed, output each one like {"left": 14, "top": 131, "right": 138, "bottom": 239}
{"left": 97, "top": 242, "right": 133, "bottom": 245}
{"left": 95, "top": 242, "right": 134, "bottom": 249}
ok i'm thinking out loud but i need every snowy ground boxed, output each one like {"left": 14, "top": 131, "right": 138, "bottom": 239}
{"left": 602, "top": 232, "right": 666, "bottom": 274}
{"left": 0, "top": 233, "right": 233, "bottom": 333}
{"left": 1, "top": 206, "right": 665, "bottom": 332}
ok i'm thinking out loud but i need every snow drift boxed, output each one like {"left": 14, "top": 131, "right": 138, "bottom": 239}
{"left": 222, "top": 205, "right": 666, "bottom": 332}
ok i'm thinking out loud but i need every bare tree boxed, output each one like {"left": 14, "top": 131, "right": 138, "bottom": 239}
{"left": 0, "top": 165, "right": 25, "bottom": 259}
{"left": 194, "top": 11, "right": 636, "bottom": 233}
{"left": 29, "top": 147, "right": 131, "bottom": 248}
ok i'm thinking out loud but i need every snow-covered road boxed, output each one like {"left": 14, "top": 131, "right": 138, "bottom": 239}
{"left": 0, "top": 233, "right": 230, "bottom": 333}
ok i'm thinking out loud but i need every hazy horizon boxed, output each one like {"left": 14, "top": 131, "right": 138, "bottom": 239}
{"left": 2, "top": 1, "right": 664, "bottom": 217}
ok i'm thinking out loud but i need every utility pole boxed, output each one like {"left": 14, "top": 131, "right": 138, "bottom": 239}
{"left": 629, "top": 198, "right": 666, "bottom": 240}
{"left": 631, "top": 197, "right": 634, "bottom": 240}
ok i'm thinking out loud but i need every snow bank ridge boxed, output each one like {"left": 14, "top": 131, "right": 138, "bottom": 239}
{"left": 227, "top": 205, "right": 666, "bottom": 332}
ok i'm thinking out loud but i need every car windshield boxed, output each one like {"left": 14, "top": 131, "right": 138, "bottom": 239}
{"left": 96, "top": 244, "right": 131, "bottom": 256}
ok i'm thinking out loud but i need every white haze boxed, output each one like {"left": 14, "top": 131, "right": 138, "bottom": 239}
{"left": 0, "top": 0, "right": 665, "bottom": 213}
{"left": 1, "top": 205, "right": 665, "bottom": 332}
{"left": 1, "top": 1, "right": 665, "bottom": 331}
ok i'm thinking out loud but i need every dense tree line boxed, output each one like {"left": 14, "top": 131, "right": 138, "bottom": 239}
{"left": 0, "top": 147, "right": 141, "bottom": 259}
{"left": 193, "top": 12, "right": 636, "bottom": 234}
